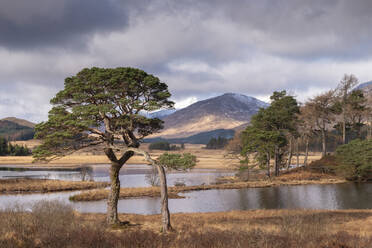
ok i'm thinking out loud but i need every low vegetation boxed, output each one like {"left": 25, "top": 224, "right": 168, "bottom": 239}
{"left": 0, "top": 179, "right": 109, "bottom": 193}
{"left": 70, "top": 171, "right": 344, "bottom": 202}
{"left": 335, "top": 139, "right": 372, "bottom": 181}
{"left": 1, "top": 201, "right": 371, "bottom": 248}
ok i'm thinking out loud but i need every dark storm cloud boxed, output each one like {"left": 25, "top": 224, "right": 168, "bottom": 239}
{"left": 2, "top": 0, "right": 372, "bottom": 122}
{"left": 0, "top": 0, "right": 141, "bottom": 49}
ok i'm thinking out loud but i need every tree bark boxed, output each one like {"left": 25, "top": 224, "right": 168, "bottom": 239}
{"left": 321, "top": 127, "right": 327, "bottom": 157}
{"left": 342, "top": 116, "right": 346, "bottom": 144}
{"left": 274, "top": 146, "right": 280, "bottom": 177}
{"left": 296, "top": 138, "right": 299, "bottom": 167}
{"left": 105, "top": 148, "right": 134, "bottom": 225}
{"left": 286, "top": 137, "right": 293, "bottom": 170}
{"left": 368, "top": 121, "right": 372, "bottom": 140}
{"left": 266, "top": 152, "right": 271, "bottom": 178}
{"left": 304, "top": 138, "right": 309, "bottom": 167}
{"left": 156, "top": 164, "right": 172, "bottom": 232}
{"left": 107, "top": 163, "right": 122, "bottom": 225}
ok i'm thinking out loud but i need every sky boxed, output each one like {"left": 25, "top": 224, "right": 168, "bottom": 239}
{"left": 1, "top": 0, "right": 372, "bottom": 123}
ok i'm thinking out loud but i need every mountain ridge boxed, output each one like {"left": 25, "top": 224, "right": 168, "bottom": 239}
{"left": 0, "top": 117, "right": 36, "bottom": 140}
{"left": 152, "top": 93, "right": 268, "bottom": 138}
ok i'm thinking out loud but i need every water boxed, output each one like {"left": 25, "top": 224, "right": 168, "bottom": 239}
{"left": 0, "top": 164, "right": 234, "bottom": 187}
{"left": 1, "top": 183, "right": 371, "bottom": 214}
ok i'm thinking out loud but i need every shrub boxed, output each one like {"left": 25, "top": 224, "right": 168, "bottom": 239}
{"left": 335, "top": 139, "right": 372, "bottom": 181}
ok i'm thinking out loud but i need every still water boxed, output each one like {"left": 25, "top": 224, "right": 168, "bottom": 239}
{"left": 1, "top": 183, "right": 371, "bottom": 214}
{"left": 0, "top": 164, "right": 233, "bottom": 187}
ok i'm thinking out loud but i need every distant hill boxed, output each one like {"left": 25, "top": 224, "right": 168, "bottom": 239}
{"left": 1, "top": 117, "right": 36, "bottom": 128}
{"left": 142, "top": 109, "right": 177, "bottom": 119}
{"left": 0, "top": 117, "right": 36, "bottom": 140}
{"left": 144, "top": 128, "right": 235, "bottom": 144}
{"left": 151, "top": 93, "right": 268, "bottom": 138}
{"left": 355, "top": 81, "right": 372, "bottom": 91}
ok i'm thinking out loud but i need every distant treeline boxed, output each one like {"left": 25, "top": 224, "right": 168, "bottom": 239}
{"left": 148, "top": 141, "right": 185, "bottom": 151}
{"left": 0, "top": 137, "right": 32, "bottom": 156}
{"left": 205, "top": 136, "right": 230, "bottom": 149}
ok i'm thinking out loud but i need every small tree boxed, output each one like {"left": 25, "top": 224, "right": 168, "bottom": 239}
{"left": 147, "top": 152, "right": 196, "bottom": 231}
{"left": 298, "top": 104, "right": 317, "bottom": 166}
{"left": 307, "top": 90, "right": 336, "bottom": 157}
{"left": 33, "top": 67, "right": 189, "bottom": 228}
{"left": 241, "top": 91, "right": 299, "bottom": 176}
{"left": 335, "top": 74, "right": 359, "bottom": 144}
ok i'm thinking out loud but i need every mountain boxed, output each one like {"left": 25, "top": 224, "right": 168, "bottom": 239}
{"left": 0, "top": 117, "right": 36, "bottom": 140}
{"left": 355, "top": 81, "right": 372, "bottom": 94}
{"left": 145, "top": 109, "right": 177, "bottom": 119}
{"left": 145, "top": 128, "right": 235, "bottom": 144}
{"left": 151, "top": 93, "right": 268, "bottom": 138}
{"left": 1, "top": 117, "right": 36, "bottom": 128}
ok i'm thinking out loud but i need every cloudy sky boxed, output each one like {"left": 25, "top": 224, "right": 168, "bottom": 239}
{"left": 1, "top": 0, "right": 372, "bottom": 122}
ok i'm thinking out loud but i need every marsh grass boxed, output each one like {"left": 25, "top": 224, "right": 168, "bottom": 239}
{"left": 0, "top": 202, "right": 371, "bottom": 248}
{"left": 70, "top": 173, "right": 346, "bottom": 202}
{"left": 0, "top": 179, "right": 109, "bottom": 193}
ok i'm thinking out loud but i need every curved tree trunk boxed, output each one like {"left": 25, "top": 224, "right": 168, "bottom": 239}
{"left": 156, "top": 164, "right": 172, "bottom": 232}
{"left": 105, "top": 149, "right": 134, "bottom": 225}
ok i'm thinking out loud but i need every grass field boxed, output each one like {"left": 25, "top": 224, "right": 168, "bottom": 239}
{"left": 1, "top": 201, "right": 371, "bottom": 247}
{"left": 0, "top": 179, "right": 109, "bottom": 193}
{"left": 1, "top": 141, "right": 322, "bottom": 170}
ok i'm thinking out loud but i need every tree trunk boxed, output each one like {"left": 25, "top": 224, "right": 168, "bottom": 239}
{"left": 266, "top": 152, "right": 271, "bottom": 178}
{"left": 156, "top": 164, "right": 172, "bottom": 232}
{"left": 105, "top": 149, "right": 134, "bottom": 226}
{"left": 304, "top": 138, "right": 309, "bottom": 167}
{"left": 368, "top": 121, "right": 372, "bottom": 140}
{"left": 321, "top": 127, "right": 327, "bottom": 157}
{"left": 274, "top": 146, "right": 280, "bottom": 177}
{"left": 296, "top": 138, "right": 299, "bottom": 167}
{"left": 286, "top": 137, "right": 293, "bottom": 170}
{"left": 107, "top": 163, "right": 122, "bottom": 225}
{"left": 342, "top": 116, "right": 346, "bottom": 144}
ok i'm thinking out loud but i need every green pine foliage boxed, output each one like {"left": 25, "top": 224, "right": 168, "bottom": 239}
{"left": 206, "top": 136, "right": 229, "bottom": 149}
{"left": 335, "top": 139, "right": 372, "bottom": 181}
{"left": 33, "top": 67, "right": 174, "bottom": 161}
{"left": 0, "top": 137, "right": 31, "bottom": 156}
{"left": 157, "top": 153, "right": 197, "bottom": 171}
{"left": 148, "top": 141, "right": 183, "bottom": 151}
{"left": 240, "top": 91, "right": 300, "bottom": 173}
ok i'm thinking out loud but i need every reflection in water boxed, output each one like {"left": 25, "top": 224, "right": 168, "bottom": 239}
{"left": 0, "top": 164, "right": 234, "bottom": 187}
{"left": 1, "top": 167, "right": 372, "bottom": 215}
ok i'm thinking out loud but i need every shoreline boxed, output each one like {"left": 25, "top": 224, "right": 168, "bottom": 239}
{"left": 0, "top": 178, "right": 109, "bottom": 194}
{"left": 70, "top": 177, "right": 347, "bottom": 201}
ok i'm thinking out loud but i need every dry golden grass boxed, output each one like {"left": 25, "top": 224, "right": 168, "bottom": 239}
{"left": 1, "top": 141, "right": 323, "bottom": 170}
{"left": 1, "top": 201, "right": 372, "bottom": 247}
{"left": 0, "top": 179, "right": 109, "bottom": 193}
{"left": 70, "top": 172, "right": 346, "bottom": 202}
{"left": 111, "top": 209, "right": 372, "bottom": 237}
{"left": 69, "top": 186, "right": 183, "bottom": 201}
